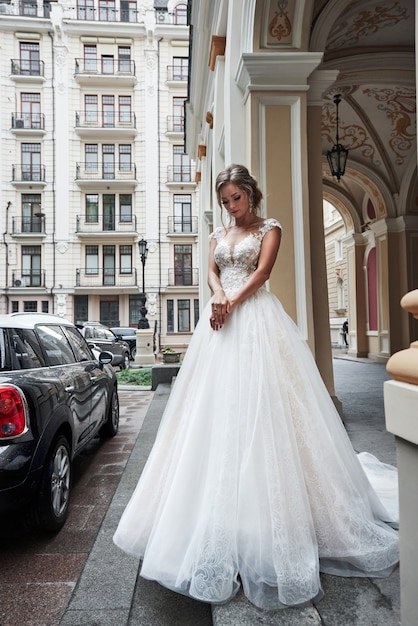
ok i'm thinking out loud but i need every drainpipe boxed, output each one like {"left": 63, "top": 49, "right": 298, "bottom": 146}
{"left": 48, "top": 31, "right": 56, "bottom": 312}
{"left": 157, "top": 36, "right": 163, "bottom": 351}
{"left": 3, "top": 201, "right": 11, "bottom": 312}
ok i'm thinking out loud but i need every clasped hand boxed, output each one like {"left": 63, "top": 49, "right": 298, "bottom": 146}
{"left": 210, "top": 295, "right": 232, "bottom": 330}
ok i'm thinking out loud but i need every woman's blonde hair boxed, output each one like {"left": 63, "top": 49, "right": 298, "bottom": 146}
{"left": 215, "top": 164, "right": 263, "bottom": 216}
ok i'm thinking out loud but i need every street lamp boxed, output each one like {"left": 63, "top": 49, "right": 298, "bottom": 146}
{"left": 138, "top": 238, "right": 149, "bottom": 329}
{"left": 327, "top": 94, "right": 349, "bottom": 182}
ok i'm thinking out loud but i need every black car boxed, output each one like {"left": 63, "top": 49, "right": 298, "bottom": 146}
{"left": 77, "top": 322, "right": 131, "bottom": 369}
{"left": 109, "top": 327, "right": 137, "bottom": 360}
{"left": 0, "top": 313, "right": 119, "bottom": 532}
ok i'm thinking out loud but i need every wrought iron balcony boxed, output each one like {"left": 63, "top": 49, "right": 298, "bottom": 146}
{"left": 166, "top": 65, "right": 188, "bottom": 81}
{"left": 12, "top": 164, "right": 46, "bottom": 183}
{"left": 76, "top": 214, "right": 137, "bottom": 233}
{"left": 0, "top": 1, "right": 51, "bottom": 17}
{"left": 75, "top": 110, "right": 136, "bottom": 129}
{"left": 12, "top": 270, "right": 45, "bottom": 288}
{"left": 11, "top": 58, "right": 45, "bottom": 77}
{"left": 167, "top": 216, "right": 198, "bottom": 234}
{"left": 75, "top": 58, "right": 136, "bottom": 77}
{"left": 167, "top": 166, "right": 195, "bottom": 183}
{"left": 168, "top": 268, "right": 199, "bottom": 287}
{"left": 12, "top": 112, "right": 45, "bottom": 130}
{"left": 76, "top": 267, "right": 138, "bottom": 288}
{"left": 166, "top": 116, "right": 185, "bottom": 133}
{"left": 12, "top": 215, "right": 46, "bottom": 235}
{"left": 75, "top": 162, "right": 137, "bottom": 182}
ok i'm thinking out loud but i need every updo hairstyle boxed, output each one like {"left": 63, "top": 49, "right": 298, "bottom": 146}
{"left": 215, "top": 164, "right": 263, "bottom": 216}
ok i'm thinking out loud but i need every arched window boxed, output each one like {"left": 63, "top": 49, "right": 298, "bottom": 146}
{"left": 173, "top": 3, "right": 187, "bottom": 24}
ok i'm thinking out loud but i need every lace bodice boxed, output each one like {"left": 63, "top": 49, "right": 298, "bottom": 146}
{"left": 210, "top": 218, "right": 281, "bottom": 295}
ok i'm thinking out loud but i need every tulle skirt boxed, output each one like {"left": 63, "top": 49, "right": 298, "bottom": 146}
{"left": 113, "top": 287, "right": 399, "bottom": 610}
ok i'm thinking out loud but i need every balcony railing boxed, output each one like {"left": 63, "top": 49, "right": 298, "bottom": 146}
{"left": 75, "top": 162, "right": 137, "bottom": 182}
{"left": 12, "top": 112, "right": 45, "bottom": 130}
{"left": 12, "top": 164, "right": 46, "bottom": 182}
{"left": 0, "top": 2, "right": 51, "bottom": 17}
{"left": 12, "top": 270, "right": 45, "bottom": 288}
{"left": 76, "top": 267, "right": 138, "bottom": 288}
{"left": 167, "top": 165, "right": 195, "bottom": 183}
{"left": 75, "top": 111, "right": 136, "bottom": 129}
{"left": 168, "top": 268, "right": 199, "bottom": 287}
{"left": 64, "top": 5, "right": 143, "bottom": 22}
{"left": 76, "top": 214, "right": 137, "bottom": 233}
{"left": 166, "top": 65, "right": 188, "bottom": 81}
{"left": 12, "top": 215, "right": 45, "bottom": 234}
{"left": 166, "top": 116, "right": 185, "bottom": 133}
{"left": 167, "top": 216, "right": 198, "bottom": 234}
{"left": 11, "top": 59, "right": 45, "bottom": 77}
{"left": 75, "top": 58, "right": 136, "bottom": 77}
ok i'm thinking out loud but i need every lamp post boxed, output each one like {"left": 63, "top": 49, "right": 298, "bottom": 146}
{"left": 138, "top": 238, "right": 149, "bottom": 329}
{"left": 327, "top": 94, "right": 349, "bottom": 182}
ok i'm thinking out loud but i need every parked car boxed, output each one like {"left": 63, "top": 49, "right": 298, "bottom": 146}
{"left": 0, "top": 312, "right": 119, "bottom": 532}
{"left": 109, "top": 327, "right": 137, "bottom": 360}
{"left": 77, "top": 322, "right": 131, "bottom": 369}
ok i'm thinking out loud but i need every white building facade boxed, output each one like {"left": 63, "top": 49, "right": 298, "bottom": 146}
{"left": 0, "top": 0, "right": 198, "bottom": 351}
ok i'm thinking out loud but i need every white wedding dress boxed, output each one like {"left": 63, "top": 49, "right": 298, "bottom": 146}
{"left": 113, "top": 218, "right": 399, "bottom": 610}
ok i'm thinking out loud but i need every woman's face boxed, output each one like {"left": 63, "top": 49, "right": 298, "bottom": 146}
{"left": 220, "top": 183, "right": 250, "bottom": 220}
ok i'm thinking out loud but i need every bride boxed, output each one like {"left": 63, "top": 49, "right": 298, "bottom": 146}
{"left": 113, "top": 163, "right": 398, "bottom": 610}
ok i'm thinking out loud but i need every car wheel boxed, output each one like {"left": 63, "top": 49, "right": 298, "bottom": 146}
{"left": 131, "top": 346, "right": 136, "bottom": 359}
{"left": 121, "top": 351, "right": 130, "bottom": 370}
{"left": 100, "top": 388, "right": 119, "bottom": 438}
{"left": 30, "top": 435, "right": 72, "bottom": 533}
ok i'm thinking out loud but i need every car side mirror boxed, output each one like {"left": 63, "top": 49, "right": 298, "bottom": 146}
{"left": 99, "top": 351, "right": 114, "bottom": 365}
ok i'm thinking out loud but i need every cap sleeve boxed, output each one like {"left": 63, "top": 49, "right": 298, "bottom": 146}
{"left": 262, "top": 218, "right": 282, "bottom": 235}
{"left": 209, "top": 226, "right": 225, "bottom": 242}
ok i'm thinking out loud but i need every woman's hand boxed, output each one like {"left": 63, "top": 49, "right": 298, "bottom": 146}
{"left": 210, "top": 290, "right": 229, "bottom": 330}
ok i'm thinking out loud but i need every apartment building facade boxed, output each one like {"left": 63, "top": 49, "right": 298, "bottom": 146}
{"left": 0, "top": 0, "right": 198, "bottom": 351}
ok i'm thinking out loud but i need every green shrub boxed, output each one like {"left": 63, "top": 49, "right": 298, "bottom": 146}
{"left": 116, "top": 368, "right": 152, "bottom": 386}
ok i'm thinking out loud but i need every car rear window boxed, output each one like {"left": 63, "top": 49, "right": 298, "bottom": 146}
{"left": 4, "top": 328, "right": 46, "bottom": 370}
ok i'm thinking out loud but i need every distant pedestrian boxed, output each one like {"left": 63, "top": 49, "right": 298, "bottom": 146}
{"left": 342, "top": 319, "right": 349, "bottom": 346}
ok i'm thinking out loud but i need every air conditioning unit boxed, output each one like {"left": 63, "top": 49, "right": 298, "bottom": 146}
{"left": 14, "top": 279, "right": 22, "bottom": 287}
{"left": 15, "top": 119, "right": 24, "bottom": 129}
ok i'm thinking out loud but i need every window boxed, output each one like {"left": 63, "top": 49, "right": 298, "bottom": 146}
{"left": 42, "top": 301, "right": 49, "bottom": 313}
{"left": 174, "top": 244, "right": 192, "bottom": 285}
{"left": 120, "top": 0, "right": 136, "bottom": 22}
{"left": 86, "top": 245, "right": 99, "bottom": 274}
{"left": 173, "top": 3, "right": 187, "bottom": 24}
{"left": 21, "top": 143, "right": 41, "bottom": 181}
{"left": 102, "top": 144, "right": 115, "bottom": 179}
{"left": 119, "top": 145, "right": 131, "bottom": 171}
{"left": 178, "top": 300, "right": 190, "bottom": 332}
{"left": 74, "top": 295, "right": 88, "bottom": 324}
{"left": 20, "top": 42, "right": 40, "bottom": 76}
{"left": 12, "top": 301, "right": 19, "bottom": 313}
{"left": 103, "top": 245, "right": 115, "bottom": 285}
{"left": 103, "top": 194, "right": 115, "bottom": 230}
{"left": 119, "top": 96, "right": 131, "bottom": 124}
{"left": 22, "top": 246, "right": 41, "bottom": 287}
{"left": 129, "top": 294, "right": 141, "bottom": 326}
{"left": 335, "top": 239, "right": 343, "bottom": 261}
{"left": 120, "top": 195, "right": 132, "bottom": 222}
{"left": 173, "top": 146, "right": 191, "bottom": 182}
{"left": 86, "top": 194, "right": 99, "bottom": 222}
{"left": 84, "top": 45, "right": 97, "bottom": 71}
{"left": 173, "top": 195, "right": 192, "bottom": 233}
{"left": 120, "top": 245, "right": 132, "bottom": 274}
{"left": 37, "top": 325, "right": 76, "bottom": 366}
{"left": 173, "top": 97, "right": 186, "bottom": 132}
{"left": 167, "top": 299, "right": 174, "bottom": 333}
{"left": 100, "top": 299, "right": 119, "bottom": 325}
{"left": 8, "top": 328, "right": 45, "bottom": 369}
{"left": 172, "top": 57, "right": 188, "bottom": 80}
{"left": 99, "top": 0, "right": 115, "bottom": 21}
{"left": 194, "top": 299, "right": 199, "bottom": 328}
{"left": 22, "top": 194, "right": 42, "bottom": 233}
{"left": 65, "top": 326, "right": 93, "bottom": 362}
{"left": 21, "top": 0, "right": 37, "bottom": 17}
{"left": 102, "top": 95, "right": 115, "bottom": 127}
{"left": 85, "top": 95, "right": 98, "bottom": 124}
{"left": 101, "top": 54, "right": 114, "bottom": 74}
{"left": 23, "top": 301, "right": 37, "bottom": 312}
{"left": 21, "top": 93, "right": 41, "bottom": 129}
{"left": 85, "top": 144, "right": 98, "bottom": 171}
{"left": 118, "top": 46, "right": 131, "bottom": 71}
{"left": 77, "top": 0, "right": 94, "bottom": 20}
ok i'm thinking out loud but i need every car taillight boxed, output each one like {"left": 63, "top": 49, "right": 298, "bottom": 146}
{"left": 0, "top": 385, "right": 28, "bottom": 439}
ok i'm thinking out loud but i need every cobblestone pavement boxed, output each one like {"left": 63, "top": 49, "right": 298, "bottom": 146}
{"left": 0, "top": 389, "right": 154, "bottom": 626}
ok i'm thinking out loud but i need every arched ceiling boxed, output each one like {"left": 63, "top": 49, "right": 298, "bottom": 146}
{"left": 312, "top": 0, "right": 416, "bottom": 224}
